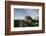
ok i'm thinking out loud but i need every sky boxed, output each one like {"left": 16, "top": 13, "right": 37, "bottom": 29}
{"left": 14, "top": 8, "right": 39, "bottom": 20}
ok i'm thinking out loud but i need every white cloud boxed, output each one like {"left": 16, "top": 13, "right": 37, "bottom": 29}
{"left": 14, "top": 9, "right": 39, "bottom": 20}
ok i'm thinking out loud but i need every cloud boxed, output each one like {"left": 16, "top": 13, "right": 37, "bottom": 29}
{"left": 14, "top": 8, "right": 39, "bottom": 20}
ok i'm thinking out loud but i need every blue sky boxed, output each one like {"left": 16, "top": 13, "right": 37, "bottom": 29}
{"left": 14, "top": 8, "right": 39, "bottom": 20}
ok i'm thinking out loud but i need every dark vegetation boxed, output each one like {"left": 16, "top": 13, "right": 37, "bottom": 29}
{"left": 14, "top": 20, "right": 39, "bottom": 27}
{"left": 14, "top": 16, "right": 39, "bottom": 27}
